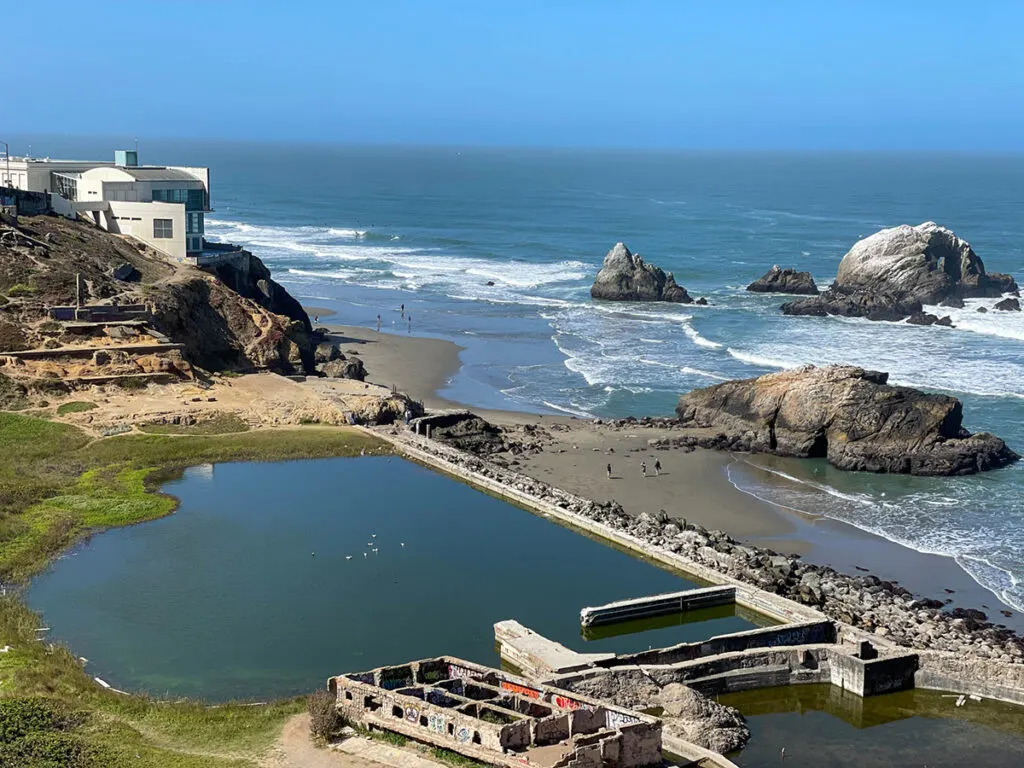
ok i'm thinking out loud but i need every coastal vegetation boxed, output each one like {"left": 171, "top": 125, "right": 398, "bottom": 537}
{"left": 55, "top": 401, "right": 98, "bottom": 416}
{"left": 0, "top": 411, "right": 390, "bottom": 765}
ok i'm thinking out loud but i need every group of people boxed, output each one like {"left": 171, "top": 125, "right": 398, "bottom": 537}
{"left": 606, "top": 459, "right": 661, "bottom": 479}
{"left": 376, "top": 303, "right": 412, "bottom": 333}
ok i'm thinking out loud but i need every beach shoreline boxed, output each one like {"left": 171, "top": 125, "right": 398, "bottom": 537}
{"left": 317, "top": 317, "right": 1021, "bottom": 629}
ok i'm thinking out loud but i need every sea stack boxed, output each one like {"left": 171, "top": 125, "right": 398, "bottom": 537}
{"left": 781, "top": 223, "right": 1018, "bottom": 321}
{"left": 590, "top": 243, "right": 692, "bottom": 303}
{"left": 746, "top": 265, "right": 819, "bottom": 295}
{"left": 674, "top": 365, "right": 1019, "bottom": 476}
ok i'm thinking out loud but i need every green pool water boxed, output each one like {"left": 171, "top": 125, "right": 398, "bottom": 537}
{"left": 26, "top": 456, "right": 758, "bottom": 701}
{"left": 719, "top": 684, "right": 1024, "bottom": 767}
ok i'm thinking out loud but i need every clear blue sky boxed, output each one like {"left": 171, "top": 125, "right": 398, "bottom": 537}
{"left": 5, "top": 1, "right": 1023, "bottom": 150}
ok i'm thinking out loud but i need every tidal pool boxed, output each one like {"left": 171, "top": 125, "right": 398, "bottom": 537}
{"left": 28, "top": 456, "right": 760, "bottom": 701}
{"left": 719, "top": 684, "right": 1024, "bottom": 767}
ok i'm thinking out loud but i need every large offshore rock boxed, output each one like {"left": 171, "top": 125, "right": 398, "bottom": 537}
{"left": 782, "top": 223, "right": 1018, "bottom": 321}
{"left": 674, "top": 365, "right": 1019, "bottom": 475}
{"left": 746, "top": 265, "right": 819, "bottom": 295}
{"left": 590, "top": 242, "right": 692, "bottom": 303}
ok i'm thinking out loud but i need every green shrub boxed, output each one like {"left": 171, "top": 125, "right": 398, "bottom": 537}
{"left": 0, "top": 731, "right": 100, "bottom": 767}
{"left": 56, "top": 402, "right": 98, "bottom": 416}
{"left": 307, "top": 689, "right": 339, "bottom": 745}
{"left": 116, "top": 377, "right": 148, "bottom": 391}
{"left": 0, "top": 697, "right": 77, "bottom": 744}
{"left": 5, "top": 284, "right": 33, "bottom": 298}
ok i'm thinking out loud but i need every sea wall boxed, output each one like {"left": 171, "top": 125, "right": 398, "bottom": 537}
{"left": 373, "top": 425, "right": 1024, "bottom": 672}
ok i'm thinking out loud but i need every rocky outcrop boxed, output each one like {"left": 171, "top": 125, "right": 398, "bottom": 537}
{"left": 995, "top": 297, "right": 1021, "bottom": 311}
{"left": 203, "top": 252, "right": 312, "bottom": 334}
{"left": 415, "top": 411, "right": 507, "bottom": 454}
{"left": 655, "top": 684, "right": 749, "bottom": 754}
{"left": 907, "top": 311, "right": 954, "bottom": 327}
{"left": 591, "top": 243, "right": 692, "bottom": 303}
{"left": 151, "top": 274, "right": 313, "bottom": 374}
{"left": 782, "top": 223, "right": 1018, "bottom": 321}
{"left": 674, "top": 365, "right": 1018, "bottom": 475}
{"left": 746, "top": 265, "right": 818, "bottom": 295}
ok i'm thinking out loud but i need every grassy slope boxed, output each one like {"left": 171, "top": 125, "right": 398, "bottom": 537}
{"left": 0, "top": 412, "right": 390, "bottom": 766}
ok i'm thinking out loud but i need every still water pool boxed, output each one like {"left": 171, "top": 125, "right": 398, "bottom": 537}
{"left": 720, "top": 685, "right": 1024, "bottom": 767}
{"left": 27, "top": 456, "right": 758, "bottom": 701}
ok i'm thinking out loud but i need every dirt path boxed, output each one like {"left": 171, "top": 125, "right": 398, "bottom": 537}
{"left": 264, "top": 715, "right": 445, "bottom": 768}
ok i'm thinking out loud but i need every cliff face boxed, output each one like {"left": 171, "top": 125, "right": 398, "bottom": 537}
{"left": 0, "top": 214, "right": 313, "bottom": 373}
{"left": 150, "top": 272, "right": 312, "bottom": 374}
{"left": 674, "top": 365, "right": 1018, "bottom": 475}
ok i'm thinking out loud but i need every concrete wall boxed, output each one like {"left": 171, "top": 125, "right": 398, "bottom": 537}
{"left": 606, "top": 620, "right": 835, "bottom": 667}
{"left": 917, "top": 651, "right": 1024, "bottom": 706}
{"left": 106, "top": 200, "right": 186, "bottom": 261}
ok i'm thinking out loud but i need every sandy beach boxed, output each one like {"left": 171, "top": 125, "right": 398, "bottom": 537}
{"left": 319, "top": 319, "right": 1020, "bottom": 629}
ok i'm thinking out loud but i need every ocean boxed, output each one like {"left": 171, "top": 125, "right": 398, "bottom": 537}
{"left": 27, "top": 138, "right": 1024, "bottom": 614}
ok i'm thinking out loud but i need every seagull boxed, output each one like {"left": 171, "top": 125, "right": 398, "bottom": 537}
{"left": 371, "top": 534, "right": 377, "bottom": 538}
{"left": 400, "top": 542, "right": 406, "bottom": 547}
{"left": 345, "top": 555, "right": 353, "bottom": 560}
{"left": 311, "top": 552, "right": 315, "bottom": 557}
{"left": 363, "top": 552, "right": 368, "bottom": 557}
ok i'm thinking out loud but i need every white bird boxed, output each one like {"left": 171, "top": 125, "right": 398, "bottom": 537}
{"left": 363, "top": 552, "right": 368, "bottom": 557}
{"left": 400, "top": 542, "right": 406, "bottom": 547}
{"left": 345, "top": 555, "right": 353, "bottom": 560}
{"left": 371, "top": 534, "right": 377, "bottom": 538}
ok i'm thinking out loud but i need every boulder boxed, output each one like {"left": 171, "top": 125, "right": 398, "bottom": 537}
{"left": 111, "top": 262, "right": 140, "bottom": 282}
{"left": 674, "top": 365, "right": 1019, "bottom": 475}
{"left": 590, "top": 243, "right": 692, "bottom": 303}
{"left": 935, "top": 315, "right": 954, "bottom": 327}
{"left": 782, "top": 223, "right": 1018, "bottom": 321}
{"left": 655, "top": 683, "right": 749, "bottom": 754}
{"left": 747, "top": 265, "right": 819, "bottom": 295}
{"left": 940, "top": 295, "right": 966, "bottom": 309}
{"left": 995, "top": 297, "right": 1021, "bottom": 312}
{"left": 907, "top": 312, "right": 939, "bottom": 326}
{"left": 319, "top": 356, "right": 366, "bottom": 381}
{"left": 977, "top": 307, "right": 988, "bottom": 314}
{"left": 314, "top": 341, "right": 343, "bottom": 363}
{"left": 418, "top": 411, "right": 507, "bottom": 454}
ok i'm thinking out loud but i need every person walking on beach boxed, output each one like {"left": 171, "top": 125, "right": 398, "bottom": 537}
{"left": 654, "top": 459, "right": 661, "bottom": 477}
{"left": 376, "top": 314, "right": 381, "bottom": 332}
{"left": 407, "top": 314, "right": 412, "bottom": 333}
{"left": 606, "top": 463, "right": 612, "bottom": 479}
{"left": 401, "top": 303, "right": 405, "bottom": 318}
{"left": 641, "top": 461, "right": 647, "bottom": 478}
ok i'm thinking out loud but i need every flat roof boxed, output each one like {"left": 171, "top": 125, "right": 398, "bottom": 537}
{"left": 116, "top": 167, "right": 200, "bottom": 181}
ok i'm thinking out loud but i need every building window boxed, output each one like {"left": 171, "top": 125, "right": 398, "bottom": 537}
{"left": 186, "top": 188, "right": 207, "bottom": 211}
{"left": 186, "top": 212, "right": 204, "bottom": 235}
{"left": 153, "top": 219, "right": 173, "bottom": 238}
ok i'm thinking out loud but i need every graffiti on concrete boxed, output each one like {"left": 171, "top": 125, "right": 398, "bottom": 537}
{"left": 428, "top": 713, "right": 446, "bottom": 734}
{"left": 605, "top": 710, "right": 640, "bottom": 729}
{"left": 448, "top": 663, "right": 477, "bottom": 680}
{"left": 500, "top": 680, "right": 542, "bottom": 699}
{"left": 405, "top": 706, "right": 419, "bottom": 723}
{"left": 456, "top": 726, "right": 471, "bottom": 743}
{"left": 550, "top": 694, "right": 592, "bottom": 711}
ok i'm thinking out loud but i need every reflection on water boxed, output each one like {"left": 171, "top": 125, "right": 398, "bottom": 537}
{"left": 720, "top": 684, "right": 1024, "bottom": 767}
{"left": 27, "top": 457, "right": 758, "bottom": 701}
{"left": 580, "top": 603, "right": 775, "bottom": 644}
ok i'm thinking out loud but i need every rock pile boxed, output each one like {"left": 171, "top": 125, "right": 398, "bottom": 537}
{"left": 394, "top": 426, "right": 1024, "bottom": 665}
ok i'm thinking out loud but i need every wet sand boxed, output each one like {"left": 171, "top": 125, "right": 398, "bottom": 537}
{"left": 323, "top": 323, "right": 1020, "bottom": 628}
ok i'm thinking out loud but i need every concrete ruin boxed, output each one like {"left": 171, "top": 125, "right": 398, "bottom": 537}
{"left": 328, "top": 657, "right": 662, "bottom": 768}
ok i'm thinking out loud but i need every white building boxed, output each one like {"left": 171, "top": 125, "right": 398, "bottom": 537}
{"left": 2, "top": 150, "right": 211, "bottom": 262}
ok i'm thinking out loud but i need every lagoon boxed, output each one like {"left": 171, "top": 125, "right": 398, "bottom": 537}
{"left": 27, "top": 456, "right": 758, "bottom": 701}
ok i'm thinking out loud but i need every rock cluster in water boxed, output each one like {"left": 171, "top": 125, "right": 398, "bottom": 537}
{"left": 591, "top": 243, "right": 693, "bottom": 303}
{"left": 746, "top": 265, "right": 819, "bottom": 295}
{"left": 395, "top": 424, "right": 1024, "bottom": 665}
{"left": 781, "top": 222, "right": 1018, "bottom": 322}
{"left": 674, "top": 365, "right": 1018, "bottom": 475}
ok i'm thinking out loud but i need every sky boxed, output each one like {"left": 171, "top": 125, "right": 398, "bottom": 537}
{"left": 4, "top": 1, "right": 1023, "bottom": 151}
